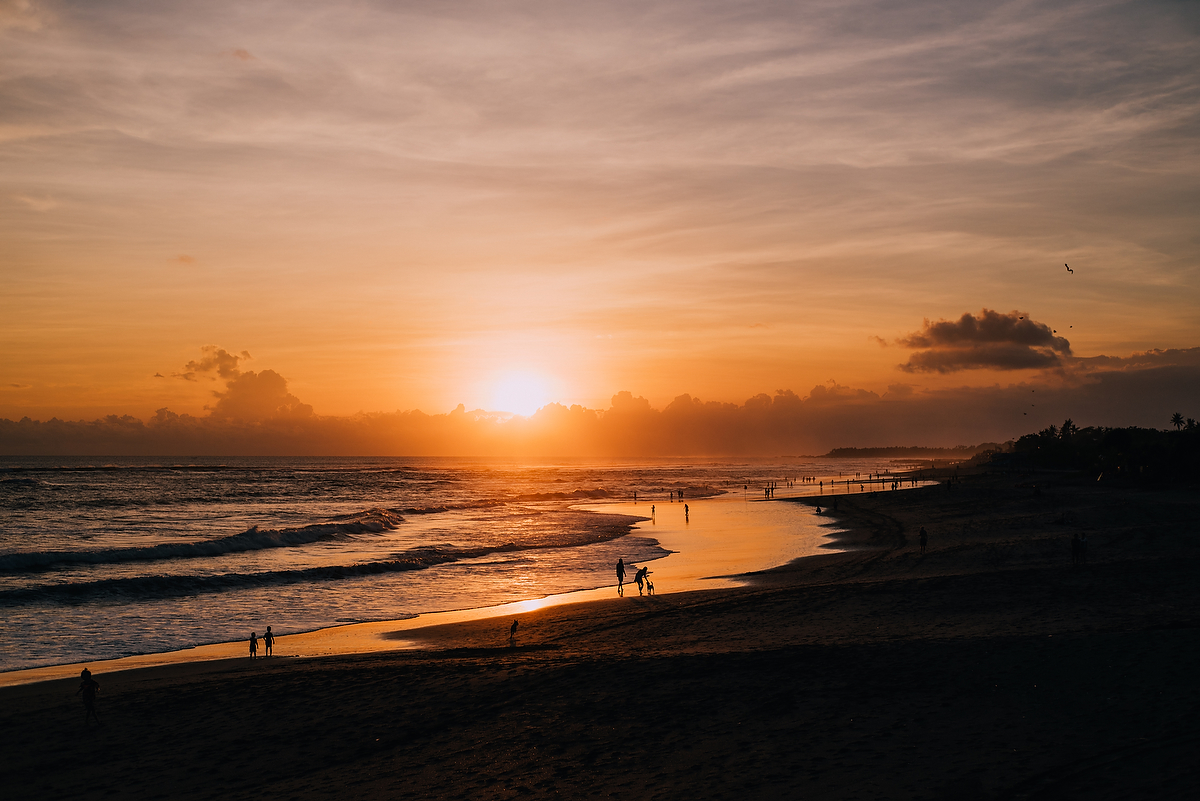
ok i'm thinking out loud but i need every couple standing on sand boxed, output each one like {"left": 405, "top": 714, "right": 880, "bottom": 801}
{"left": 249, "top": 626, "right": 275, "bottom": 658}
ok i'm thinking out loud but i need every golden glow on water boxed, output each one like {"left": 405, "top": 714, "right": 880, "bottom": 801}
{"left": 582, "top": 496, "right": 840, "bottom": 590}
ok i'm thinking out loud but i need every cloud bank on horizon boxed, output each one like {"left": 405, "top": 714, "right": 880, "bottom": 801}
{"left": 3, "top": 340, "right": 1199, "bottom": 456}
{"left": 1, "top": 0, "right": 1198, "bottom": 430}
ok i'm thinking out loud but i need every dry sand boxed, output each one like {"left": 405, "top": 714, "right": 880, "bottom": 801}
{"left": 3, "top": 469, "right": 1199, "bottom": 800}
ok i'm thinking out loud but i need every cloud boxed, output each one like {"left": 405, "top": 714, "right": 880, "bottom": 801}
{"left": 175, "top": 345, "right": 250, "bottom": 381}
{"left": 0, "top": 0, "right": 48, "bottom": 31}
{"left": 5, "top": 355, "right": 1199, "bottom": 456}
{"left": 896, "top": 309, "right": 1072, "bottom": 373}
{"left": 229, "top": 48, "right": 255, "bottom": 61}
{"left": 208, "top": 369, "right": 313, "bottom": 420}
{"left": 14, "top": 195, "right": 56, "bottom": 212}
{"left": 175, "top": 254, "right": 194, "bottom": 264}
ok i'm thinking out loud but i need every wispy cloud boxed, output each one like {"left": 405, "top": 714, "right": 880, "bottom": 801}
{"left": 0, "top": 1, "right": 1197, "bottom": 419}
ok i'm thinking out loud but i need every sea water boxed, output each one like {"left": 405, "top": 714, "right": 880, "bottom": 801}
{"left": 0, "top": 456, "right": 904, "bottom": 672}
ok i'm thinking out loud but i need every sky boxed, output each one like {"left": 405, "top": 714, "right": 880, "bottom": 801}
{"left": 2, "top": 0, "right": 1198, "bottom": 454}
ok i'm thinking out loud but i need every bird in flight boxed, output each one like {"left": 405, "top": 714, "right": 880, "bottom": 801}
{"left": 1065, "top": 264, "right": 1073, "bottom": 273}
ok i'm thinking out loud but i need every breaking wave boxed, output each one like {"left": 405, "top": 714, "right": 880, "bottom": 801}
{"left": 0, "top": 508, "right": 406, "bottom": 573}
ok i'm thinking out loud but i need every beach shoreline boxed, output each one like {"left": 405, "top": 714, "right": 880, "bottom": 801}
{"left": 0, "top": 489, "right": 847, "bottom": 687}
{"left": 5, "top": 467, "right": 1200, "bottom": 799}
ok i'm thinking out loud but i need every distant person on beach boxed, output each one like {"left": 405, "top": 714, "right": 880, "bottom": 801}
{"left": 76, "top": 668, "right": 100, "bottom": 725}
{"left": 249, "top": 632, "right": 258, "bottom": 659}
{"left": 684, "top": 503, "right": 689, "bottom": 521}
{"left": 634, "top": 491, "right": 637, "bottom": 502}
{"left": 263, "top": 626, "right": 274, "bottom": 657}
{"left": 509, "top": 619, "right": 519, "bottom": 641}
{"left": 919, "top": 527, "right": 928, "bottom": 554}
{"left": 651, "top": 505, "right": 656, "bottom": 517}
{"left": 617, "top": 558, "right": 626, "bottom": 596}
{"left": 635, "top": 566, "right": 648, "bottom": 595}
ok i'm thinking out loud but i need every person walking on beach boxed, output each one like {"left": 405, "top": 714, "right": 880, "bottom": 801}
{"left": 249, "top": 631, "right": 258, "bottom": 659}
{"left": 616, "top": 558, "right": 626, "bottom": 596}
{"left": 262, "top": 626, "right": 274, "bottom": 657}
{"left": 635, "top": 566, "right": 648, "bottom": 595}
{"left": 684, "top": 503, "right": 689, "bottom": 522}
{"left": 509, "top": 619, "right": 519, "bottom": 642}
{"left": 919, "top": 527, "right": 928, "bottom": 554}
{"left": 76, "top": 668, "right": 101, "bottom": 726}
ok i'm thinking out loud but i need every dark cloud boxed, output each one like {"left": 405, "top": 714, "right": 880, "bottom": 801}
{"left": 896, "top": 309, "right": 1072, "bottom": 373}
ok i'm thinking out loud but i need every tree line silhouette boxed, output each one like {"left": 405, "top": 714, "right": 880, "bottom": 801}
{"left": 1011, "top": 414, "right": 1199, "bottom": 480}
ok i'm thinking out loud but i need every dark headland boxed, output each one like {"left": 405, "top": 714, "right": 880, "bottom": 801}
{"left": 3, "top": 463, "right": 1199, "bottom": 800}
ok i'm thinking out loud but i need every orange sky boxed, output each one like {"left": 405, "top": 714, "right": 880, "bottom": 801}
{"left": 2, "top": 0, "right": 1199, "bottom": 448}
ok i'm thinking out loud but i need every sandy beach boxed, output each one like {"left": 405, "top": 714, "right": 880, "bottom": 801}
{"left": 4, "top": 469, "right": 1199, "bottom": 800}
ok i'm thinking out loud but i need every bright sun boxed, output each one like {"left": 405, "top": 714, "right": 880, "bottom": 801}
{"left": 489, "top": 372, "right": 553, "bottom": 417}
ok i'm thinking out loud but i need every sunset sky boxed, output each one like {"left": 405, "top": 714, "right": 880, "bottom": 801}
{"left": 2, "top": 0, "right": 1198, "bottom": 451}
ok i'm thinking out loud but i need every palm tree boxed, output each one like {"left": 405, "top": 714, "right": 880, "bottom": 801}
{"left": 1171, "top": 412, "right": 1184, "bottom": 430}
{"left": 1061, "top": 418, "right": 1077, "bottom": 439}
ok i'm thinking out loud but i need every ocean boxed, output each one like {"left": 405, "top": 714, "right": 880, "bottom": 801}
{"left": 0, "top": 456, "right": 903, "bottom": 673}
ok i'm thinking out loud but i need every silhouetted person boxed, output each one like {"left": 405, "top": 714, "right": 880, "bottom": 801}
{"left": 684, "top": 503, "right": 689, "bottom": 521}
{"left": 616, "top": 558, "right": 626, "bottom": 596}
{"left": 651, "top": 505, "right": 656, "bottom": 518}
{"left": 635, "top": 566, "right": 648, "bottom": 595}
{"left": 815, "top": 504, "right": 822, "bottom": 514}
{"left": 76, "top": 668, "right": 100, "bottom": 726}
{"left": 509, "top": 619, "right": 519, "bottom": 641}
{"left": 263, "top": 626, "right": 274, "bottom": 657}
{"left": 249, "top": 631, "right": 258, "bottom": 659}
{"left": 919, "top": 527, "right": 928, "bottom": 554}
{"left": 634, "top": 491, "right": 637, "bottom": 502}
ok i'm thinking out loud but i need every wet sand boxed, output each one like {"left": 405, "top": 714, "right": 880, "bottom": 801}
{"left": 4, "top": 470, "right": 1200, "bottom": 800}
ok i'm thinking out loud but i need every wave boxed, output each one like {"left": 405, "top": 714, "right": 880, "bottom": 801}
{"left": 0, "top": 508, "right": 406, "bottom": 573}
{"left": 0, "top": 536, "right": 664, "bottom": 606}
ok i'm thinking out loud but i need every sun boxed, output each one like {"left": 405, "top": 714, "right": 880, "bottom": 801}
{"left": 488, "top": 371, "right": 554, "bottom": 417}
